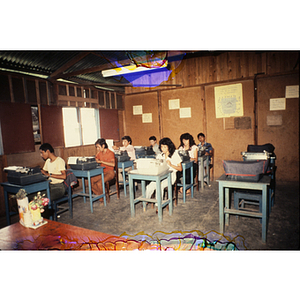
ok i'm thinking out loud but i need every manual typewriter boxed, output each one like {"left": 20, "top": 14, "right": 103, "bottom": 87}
{"left": 4, "top": 166, "right": 48, "bottom": 185}
{"left": 114, "top": 150, "right": 130, "bottom": 162}
{"left": 68, "top": 156, "right": 98, "bottom": 170}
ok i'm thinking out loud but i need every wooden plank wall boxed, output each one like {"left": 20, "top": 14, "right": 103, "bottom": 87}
{"left": 123, "top": 51, "right": 299, "bottom": 181}
{"left": 125, "top": 51, "right": 299, "bottom": 94}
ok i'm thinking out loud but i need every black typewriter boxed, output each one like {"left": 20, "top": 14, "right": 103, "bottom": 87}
{"left": 68, "top": 157, "right": 98, "bottom": 170}
{"left": 4, "top": 166, "right": 48, "bottom": 185}
{"left": 114, "top": 150, "right": 130, "bottom": 162}
{"left": 178, "top": 150, "right": 190, "bottom": 162}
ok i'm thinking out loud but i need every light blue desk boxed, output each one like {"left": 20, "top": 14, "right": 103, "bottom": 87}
{"left": 1, "top": 180, "right": 51, "bottom": 225}
{"left": 217, "top": 174, "right": 271, "bottom": 243}
{"left": 128, "top": 170, "right": 172, "bottom": 222}
{"left": 118, "top": 160, "right": 134, "bottom": 196}
{"left": 71, "top": 167, "right": 106, "bottom": 213}
{"left": 177, "top": 160, "right": 195, "bottom": 203}
{"left": 198, "top": 155, "right": 210, "bottom": 189}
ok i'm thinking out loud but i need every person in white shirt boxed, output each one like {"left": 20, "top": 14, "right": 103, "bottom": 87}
{"left": 146, "top": 137, "right": 182, "bottom": 199}
{"left": 178, "top": 133, "right": 198, "bottom": 194}
{"left": 113, "top": 135, "right": 136, "bottom": 160}
{"left": 113, "top": 135, "right": 136, "bottom": 182}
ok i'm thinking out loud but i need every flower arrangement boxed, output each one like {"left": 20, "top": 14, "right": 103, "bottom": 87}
{"left": 29, "top": 191, "right": 49, "bottom": 213}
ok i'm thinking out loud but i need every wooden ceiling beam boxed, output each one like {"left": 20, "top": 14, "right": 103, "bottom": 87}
{"left": 49, "top": 51, "right": 91, "bottom": 79}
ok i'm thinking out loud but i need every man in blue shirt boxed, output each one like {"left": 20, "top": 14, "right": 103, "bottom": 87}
{"left": 197, "top": 133, "right": 213, "bottom": 163}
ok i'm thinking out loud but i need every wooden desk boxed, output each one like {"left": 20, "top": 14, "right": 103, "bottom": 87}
{"left": 0, "top": 180, "right": 51, "bottom": 226}
{"left": 71, "top": 167, "right": 106, "bottom": 213}
{"left": 198, "top": 155, "right": 210, "bottom": 189}
{"left": 0, "top": 219, "right": 157, "bottom": 250}
{"left": 128, "top": 170, "right": 172, "bottom": 222}
{"left": 217, "top": 174, "right": 271, "bottom": 243}
{"left": 118, "top": 160, "right": 134, "bottom": 196}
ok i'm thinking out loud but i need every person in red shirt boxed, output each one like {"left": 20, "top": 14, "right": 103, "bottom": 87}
{"left": 91, "top": 138, "right": 115, "bottom": 196}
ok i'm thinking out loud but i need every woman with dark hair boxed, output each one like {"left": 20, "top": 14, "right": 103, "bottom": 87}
{"left": 91, "top": 138, "right": 115, "bottom": 196}
{"left": 145, "top": 137, "right": 182, "bottom": 199}
{"left": 178, "top": 133, "right": 198, "bottom": 193}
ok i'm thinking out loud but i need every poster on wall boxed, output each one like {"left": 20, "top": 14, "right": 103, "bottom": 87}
{"left": 142, "top": 113, "right": 152, "bottom": 123}
{"left": 214, "top": 83, "right": 244, "bottom": 118}
{"left": 270, "top": 98, "right": 286, "bottom": 111}
{"left": 133, "top": 105, "right": 143, "bottom": 115}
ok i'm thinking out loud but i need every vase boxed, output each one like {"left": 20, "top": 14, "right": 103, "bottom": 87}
{"left": 30, "top": 207, "right": 42, "bottom": 225}
{"left": 17, "top": 197, "right": 32, "bottom": 227}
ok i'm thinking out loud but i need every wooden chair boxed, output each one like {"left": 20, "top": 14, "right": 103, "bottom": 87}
{"left": 105, "top": 156, "right": 120, "bottom": 203}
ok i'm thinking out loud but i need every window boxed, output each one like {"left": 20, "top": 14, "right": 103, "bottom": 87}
{"left": 62, "top": 107, "right": 100, "bottom": 147}
{"left": 31, "top": 106, "right": 41, "bottom": 144}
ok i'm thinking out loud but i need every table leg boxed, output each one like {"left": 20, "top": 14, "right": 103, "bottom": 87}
{"left": 219, "top": 183, "right": 224, "bottom": 233}
{"left": 141, "top": 180, "right": 146, "bottom": 211}
{"left": 183, "top": 165, "right": 186, "bottom": 203}
{"left": 87, "top": 173, "right": 93, "bottom": 213}
{"left": 81, "top": 177, "right": 86, "bottom": 203}
{"left": 206, "top": 158, "right": 210, "bottom": 186}
{"left": 262, "top": 185, "right": 268, "bottom": 243}
{"left": 225, "top": 187, "right": 230, "bottom": 225}
{"left": 101, "top": 173, "right": 106, "bottom": 207}
{"left": 122, "top": 166, "right": 127, "bottom": 197}
{"left": 129, "top": 176, "right": 135, "bottom": 218}
{"left": 168, "top": 174, "right": 173, "bottom": 215}
{"left": 156, "top": 179, "right": 162, "bottom": 222}
{"left": 4, "top": 190, "right": 10, "bottom": 225}
{"left": 190, "top": 164, "right": 194, "bottom": 198}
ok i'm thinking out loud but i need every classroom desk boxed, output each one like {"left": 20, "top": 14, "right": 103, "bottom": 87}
{"left": 0, "top": 180, "right": 51, "bottom": 226}
{"left": 71, "top": 167, "right": 106, "bottom": 213}
{"left": 118, "top": 160, "right": 134, "bottom": 196}
{"left": 198, "top": 154, "right": 210, "bottom": 189}
{"left": 0, "top": 219, "right": 158, "bottom": 250}
{"left": 128, "top": 169, "right": 172, "bottom": 222}
{"left": 217, "top": 174, "right": 271, "bottom": 243}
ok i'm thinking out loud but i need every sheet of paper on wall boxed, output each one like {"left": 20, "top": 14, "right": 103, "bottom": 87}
{"left": 285, "top": 85, "right": 299, "bottom": 98}
{"left": 267, "top": 115, "right": 283, "bottom": 126}
{"left": 270, "top": 98, "right": 286, "bottom": 111}
{"left": 180, "top": 107, "right": 191, "bottom": 118}
{"left": 142, "top": 113, "right": 152, "bottom": 123}
{"left": 214, "top": 83, "right": 244, "bottom": 118}
{"left": 106, "top": 139, "right": 114, "bottom": 150}
{"left": 169, "top": 99, "right": 180, "bottom": 110}
{"left": 133, "top": 105, "right": 143, "bottom": 115}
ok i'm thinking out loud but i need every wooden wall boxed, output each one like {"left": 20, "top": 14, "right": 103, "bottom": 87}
{"left": 123, "top": 51, "right": 299, "bottom": 182}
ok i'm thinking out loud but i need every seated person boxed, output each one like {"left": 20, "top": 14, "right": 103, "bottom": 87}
{"left": 149, "top": 135, "right": 161, "bottom": 155}
{"left": 146, "top": 137, "right": 182, "bottom": 200}
{"left": 197, "top": 132, "right": 213, "bottom": 182}
{"left": 40, "top": 143, "right": 66, "bottom": 201}
{"left": 91, "top": 138, "right": 115, "bottom": 196}
{"left": 113, "top": 135, "right": 136, "bottom": 182}
{"left": 113, "top": 135, "right": 136, "bottom": 160}
{"left": 197, "top": 132, "right": 213, "bottom": 162}
{"left": 178, "top": 133, "right": 198, "bottom": 193}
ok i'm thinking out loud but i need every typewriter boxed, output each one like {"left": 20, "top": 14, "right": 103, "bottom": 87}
{"left": 178, "top": 149, "right": 190, "bottom": 162}
{"left": 4, "top": 166, "right": 48, "bottom": 185}
{"left": 135, "top": 158, "right": 169, "bottom": 175}
{"left": 114, "top": 150, "right": 130, "bottom": 162}
{"left": 68, "top": 156, "right": 98, "bottom": 170}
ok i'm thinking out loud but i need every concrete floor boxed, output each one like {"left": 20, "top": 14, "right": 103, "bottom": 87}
{"left": 1, "top": 179, "right": 299, "bottom": 250}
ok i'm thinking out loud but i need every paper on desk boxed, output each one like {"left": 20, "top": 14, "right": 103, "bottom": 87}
{"left": 3, "top": 166, "right": 23, "bottom": 171}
